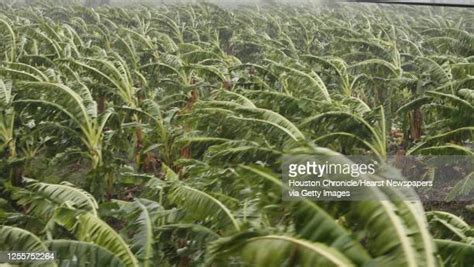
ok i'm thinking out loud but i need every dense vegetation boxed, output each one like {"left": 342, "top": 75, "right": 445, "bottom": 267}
{"left": 0, "top": 2, "right": 473, "bottom": 266}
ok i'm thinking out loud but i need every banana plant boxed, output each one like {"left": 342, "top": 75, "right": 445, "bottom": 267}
{"left": 301, "top": 106, "right": 388, "bottom": 161}
{"left": 15, "top": 81, "right": 114, "bottom": 170}
{"left": 0, "top": 79, "right": 15, "bottom": 159}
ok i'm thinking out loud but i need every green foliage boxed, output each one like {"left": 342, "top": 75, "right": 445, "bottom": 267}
{"left": 0, "top": 2, "right": 472, "bottom": 266}
{"left": 209, "top": 232, "right": 355, "bottom": 267}
{"left": 45, "top": 240, "right": 125, "bottom": 267}
{"left": 54, "top": 207, "right": 139, "bottom": 267}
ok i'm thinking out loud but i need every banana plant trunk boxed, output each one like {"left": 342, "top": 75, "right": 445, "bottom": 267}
{"left": 410, "top": 107, "right": 423, "bottom": 141}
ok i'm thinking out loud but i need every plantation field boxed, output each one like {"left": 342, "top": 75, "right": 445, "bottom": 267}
{"left": 0, "top": 2, "right": 473, "bottom": 266}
